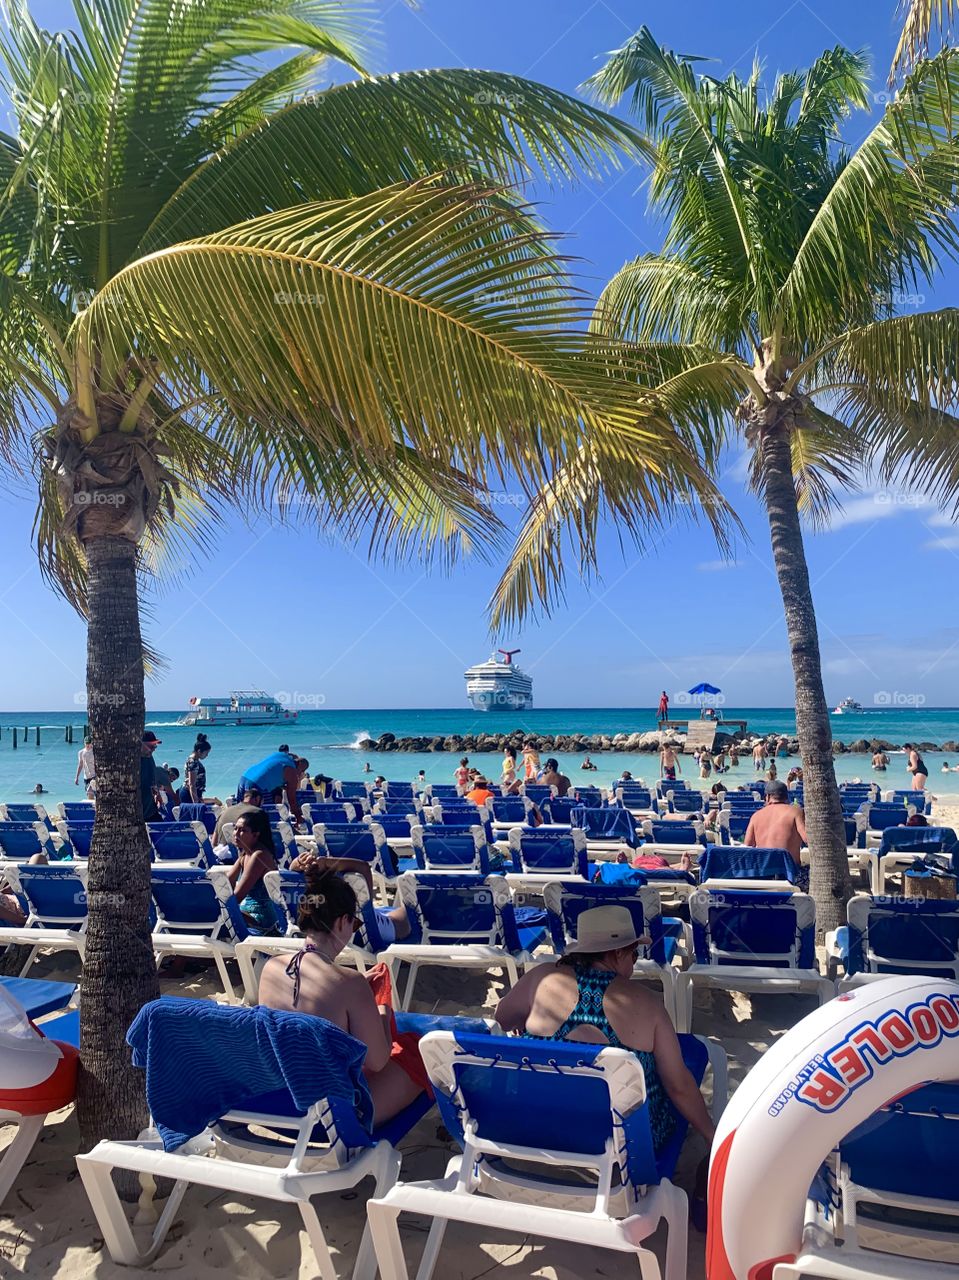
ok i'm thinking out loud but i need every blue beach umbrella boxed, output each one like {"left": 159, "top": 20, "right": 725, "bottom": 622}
{"left": 688, "top": 682, "right": 721, "bottom": 696}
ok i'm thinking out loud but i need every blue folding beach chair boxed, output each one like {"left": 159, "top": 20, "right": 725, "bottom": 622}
{"left": 411, "top": 824, "right": 493, "bottom": 873}
{"left": 858, "top": 824, "right": 959, "bottom": 894}
{"left": 571, "top": 805, "right": 639, "bottom": 850}
{"left": 614, "top": 785, "right": 654, "bottom": 810}
{"left": 573, "top": 785, "right": 603, "bottom": 807}
{"left": 506, "top": 828, "right": 590, "bottom": 879}
{"left": 331, "top": 780, "right": 371, "bottom": 801}
{"left": 303, "top": 801, "right": 359, "bottom": 827}
{"left": 885, "top": 787, "right": 931, "bottom": 815}
{"left": 698, "top": 844, "right": 803, "bottom": 891}
{"left": 717, "top": 811, "right": 755, "bottom": 843}
{"left": 147, "top": 821, "right": 215, "bottom": 868}
{"left": 173, "top": 803, "right": 217, "bottom": 834}
{"left": 676, "top": 889, "right": 832, "bottom": 1032}
{"left": 77, "top": 998, "right": 433, "bottom": 1279}
{"left": 149, "top": 868, "right": 248, "bottom": 1000}
{"left": 667, "top": 790, "right": 704, "bottom": 816}
{"left": 490, "top": 797, "right": 530, "bottom": 827}
{"left": 368, "top": 1028, "right": 725, "bottom": 1280}
{"left": 423, "top": 783, "right": 460, "bottom": 800}
{"left": 0, "top": 803, "right": 54, "bottom": 829}
{"left": 541, "top": 796, "right": 577, "bottom": 824}
{"left": 522, "top": 784, "right": 553, "bottom": 804}
{"left": 56, "top": 801, "right": 95, "bottom": 823}
{"left": 0, "top": 862, "right": 89, "bottom": 974}
{"left": 56, "top": 820, "right": 94, "bottom": 858}
{"left": 374, "top": 797, "right": 423, "bottom": 817}
{"left": 828, "top": 896, "right": 959, "bottom": 990}
{"left": 382, "top": 872, "right": 547, "bottom": 1010}
{"left": 313, "top": 821, "right": 398, "bottom": 884}
{"left": 0, "top": 821, "right": 60, "bottom": 861}
{"left": 643, "top": 820, "right": 704, "bottom": 846}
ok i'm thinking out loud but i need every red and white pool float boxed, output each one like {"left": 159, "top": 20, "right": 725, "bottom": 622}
{"left": 707, "top": 974, "right": 959, "bottom": 1280}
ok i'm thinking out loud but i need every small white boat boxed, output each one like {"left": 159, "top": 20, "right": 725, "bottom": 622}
{"left": 831, "top": 696, "right": 863, "bottom": 715}
{"left": 177, "top": 690, "right": 298, "bottom": 727}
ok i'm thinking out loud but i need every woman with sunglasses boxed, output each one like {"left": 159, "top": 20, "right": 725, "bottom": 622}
{"left": 257, "top": 864, "right": 424, "bottom": 1123}
{"left": 495, "top": 905, "right": 714, "bottom": 1154}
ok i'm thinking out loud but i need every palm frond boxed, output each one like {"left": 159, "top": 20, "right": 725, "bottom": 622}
{"left": 787, "top": 405, "right": 863, "bottom": 529}
{"left": 78, "top": 181, "right": 688, "bottom": 491}
{"left": 892, "top": 0, "right": 959, "bottom": 77}
{"left": 139, "top": 67, "right": 647, "bottom": 255}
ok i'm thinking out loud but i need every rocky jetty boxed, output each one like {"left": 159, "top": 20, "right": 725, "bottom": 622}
{"left": 356, "top": 728, "right": 958, "bottom": 755}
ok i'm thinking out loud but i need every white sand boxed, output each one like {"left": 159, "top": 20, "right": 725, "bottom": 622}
{"left": 3, "top": 795, "right": 953, "bottom": 1279}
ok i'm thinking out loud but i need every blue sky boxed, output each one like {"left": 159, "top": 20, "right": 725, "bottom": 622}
{"left": 3, "top": 0, "right": 959, "bottom": 711}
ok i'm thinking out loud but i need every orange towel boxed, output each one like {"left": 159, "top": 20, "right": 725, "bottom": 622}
{"left": 364, "top": 963, "right": 433, "bottom": 1097}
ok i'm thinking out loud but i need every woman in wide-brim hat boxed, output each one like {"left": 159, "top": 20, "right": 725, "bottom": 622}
{"left": 495, "top": 905, "right": 714, "bottom": 1153}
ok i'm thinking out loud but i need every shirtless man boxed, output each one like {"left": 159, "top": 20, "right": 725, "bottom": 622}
{"left": 660, "top": 743, "right": 681, "bottom": 781}
{"left": 752, "top": 741, "right": 766, "bottom": 771}
{"left": 872, "top": 750, "right": 889, "bottom": 772}
{"left": 744, "top": 781, "right": 807, "bottom": 866}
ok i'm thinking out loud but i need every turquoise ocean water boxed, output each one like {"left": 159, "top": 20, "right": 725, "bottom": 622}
{"left": 3, "top": 706, "right": 959, "bottom": 802}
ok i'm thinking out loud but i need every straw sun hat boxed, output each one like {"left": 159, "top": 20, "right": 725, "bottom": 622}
{"left": 565, "top": 905, "right": 650, "bottom": 955}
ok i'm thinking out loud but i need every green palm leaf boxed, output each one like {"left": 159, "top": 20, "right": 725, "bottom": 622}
{"left": 893, "top": 0, "right": 959, "bottom": 76}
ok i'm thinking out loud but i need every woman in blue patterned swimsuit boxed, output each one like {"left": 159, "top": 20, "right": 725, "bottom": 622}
{"left": 495, "top": 905, "right": 714, "bottom": 1154}
{"left": 224, "top": 809, "right": 279, "bottom": 936}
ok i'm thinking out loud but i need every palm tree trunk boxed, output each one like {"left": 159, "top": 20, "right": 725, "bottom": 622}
{"left": 758, "top": 425, "right": 853, "bottom": 935}
{"left": 76, "top": 535, "right": 158, "bottom": 1149}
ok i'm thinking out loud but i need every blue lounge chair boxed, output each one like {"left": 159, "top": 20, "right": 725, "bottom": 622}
{"left": 303, "top": 801, "right": 359, "bottom": 826}
{"left": 699, "top": 844, "right": 803, "bottom": 891}
{"left": 571, "top": 805, "right": 639, "bottom": 850}
{"left": 506, "top": 828, "right": 589, "bottom": 880}
{"left": 883, "top": 787, "right": 931, "bottom": 815}
{"left": 543, "top": 881, "right": 685, "bottom": 1026}
{"left": 76, "top": 998, "right": 430, "bottom": 1278}
{"left": 0, "top": 975, "right": 77, "bottom": 1020}
{"left": 149, "top": 868, "right": 248, "bottom": 1000}
{"left": 374, "top": 798, "right": 423, "bottom": 817}
{"left": 0, "top": 803, "right": 53, "bottom": 829}
{"left": 381, "top": 872, "right": 547, "bottom": 1010}
{"left": 331, "top": 780, "right": 371, "bottom": 801}
{"left": 0, "top": 821, "right": 61, "bottom": 862}
{"left": 56, "top": 801, "right": 95, "bottom": 823}
{"left": 489, "top": 797, "right": 530, "bottom": 828}
{"left": 859, "top": 825, "right": 959, "bottom": 894}
{"left": 147, "top": 821, "right": 215, "bottom": 868}
{"left": 423, "top": 783, "right": 460, "bottom": 800}
{"left": 313, "top": 821, "right": 398, "bottom": 887}
{"left": 541, "top": 796, "right": 577, "bottom": 824}
{"left": 411, "top": 824, "right": 492, "bottom": 873}
{"left": 367, "top": 1028, "right": 726, "bottom": 1280}
{"left": 667, "top": 790, "right": 705, "bottom": 816}
{"left": 573, "top": 785, "right": 603, "bottom": 807}
{"left": 56, "top": 820, "right": 94, "bottom": 858}
{"left": 522, "top": 784, "right": 553, "bottom": 804}
{"left": 0, "top": 862, "right": 89, "bottom": 974}
{"left": 829, "top": 896, "right": 959, "bottom": 990}
{"left": 173, "top": 803, "right": 217, "bottom": 834}
{"left": 717, "top": 811, "right": 754, "bottom": 843}
{"left": 676, "top": 889, "right": 832, "bottom": 1033}
{"left": 613, "top": 785, "right": 654, "bottom": 811}
{"left": 857, "top": 803, "right": 918, "bottom": 847}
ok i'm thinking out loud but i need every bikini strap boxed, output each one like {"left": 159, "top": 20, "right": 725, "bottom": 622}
{"left": 284, "top": 941, "right": 319, "bottom": 1007}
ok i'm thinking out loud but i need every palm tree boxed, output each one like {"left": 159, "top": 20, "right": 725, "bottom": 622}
{"left": 491, "top": 31, "right": 959, "bottom": 934}
{"left": 0, "top": 1, "right": 727, "bottom": 1145}
{"left": 893, "top": 1, "right": 958, "bottom": 76}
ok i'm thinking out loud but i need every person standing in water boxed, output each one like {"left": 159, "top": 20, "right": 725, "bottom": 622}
{"left": 660, "top": 743, "right": 681, "bottom": 782}
{"left": 904, "top": 743, "right": 929, "bottom": 790}
{"left": 657, "top": 690, "right": 669, "bottom": 723}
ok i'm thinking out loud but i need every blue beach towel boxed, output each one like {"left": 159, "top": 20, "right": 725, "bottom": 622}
{"left": 127, "top": 998, "right": 372, "bottom": 1151}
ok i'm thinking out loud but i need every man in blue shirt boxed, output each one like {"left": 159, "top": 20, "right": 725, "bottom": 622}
{"left": 236, "top": 751, "right": 308, "bottom": 825}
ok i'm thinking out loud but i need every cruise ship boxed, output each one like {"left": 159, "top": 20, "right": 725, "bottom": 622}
{"left": 464, "top": 650, "right": 533, "bottom": 711}
{"left": 177, "top": 690, "right": 298, "bottom": 727}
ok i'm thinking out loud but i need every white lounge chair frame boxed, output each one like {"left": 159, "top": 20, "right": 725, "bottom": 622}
{"left": 367, "top": 1032, "right": 712, "bottom": 1280}
{"left": 0, "top": 863, "right": 89, "bottom": 974}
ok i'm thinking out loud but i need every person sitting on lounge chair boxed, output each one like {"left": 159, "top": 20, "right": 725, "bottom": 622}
{"left": 495, "top": 906, "right": 714, "bottom": 1153}
{"left": 224, "top": 810, "right": 279, "bottom": 936}
{"left": 258, "top": 865, "right": 426, "bottom": 1123}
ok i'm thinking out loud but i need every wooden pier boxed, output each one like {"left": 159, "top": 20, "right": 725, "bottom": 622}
{"left": 661, "top": 718, "right": 749, "bottom": 753}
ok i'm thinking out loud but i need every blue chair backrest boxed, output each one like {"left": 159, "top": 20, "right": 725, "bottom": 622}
{"left": 491, "top": 798, "right": 528, "bottom": 824}
{"left": 306, "top": 802, "right": 357, "bottom": 825}
{"left": 59, "top": 802, "right": 95, "bottom": 822}
{"left": 175, "top": 803, "right": 217, "bottom": 833}
{"left": 315, "top": 823, "right": 379, "bottom": 862}
{"left": 542, "top": 796, "right": 577, "bottom": 824}
{"left": 867, "top": 805, "right": 914, "bottom": 832}
{"left": 426, "top": 784, "right": 460, "bottom": 799}
{"left": 512, "top": 830, "right": 588, "bottom": 878}
{"left": 0, "top": 822, "right": 57, "bottom": 860}
{"left": 417, "top": 828, "right": 490, "bottom": 873}
{"left": 699, "top": 844, "right": 799, "bottom": 884}
{"left": 377, "top": 799, "right": 421, "bottom": 816}
{"left": 725, "top": 814, "right": 753, "bottom": 842}
{"left": 543, "top": 881, "right": 669, "bottom": 965}
{"left": 523, "top": 785, "right": 552, "bottom": 803}
{"left": 571, "top": 806, "right": 638, "bottom": 847}
{"left": 840, "top": 1081, "right": 959, "bottom": 1202}
{"left": 669, "top": 790, "right": 704, "bottom": 814}
{"left": 429, "top": 1031, "right": 661, "bottom": 1191}
{"left": 148, "top": 822, "right": 212, "bottom": 865}
{"left": 656, "top": 779, "right": 688, "bottom": 795}
{"left": 574, "top": 786, "right": 603, "bottom": 806}
{"left": 372, "top": 813, "right": 415, "bottom": 840}
{"left": 398, "top": 873, "right": 518, "bottom": 949}
{"left": 430, "top": 810, "right": 494, "bottom": 842}
{"left": 617, "top": 787, "right": 652, "bottom": 808}
{"left": 17, "top": 863, "right": 88, "bottom": 924}
{"left": 151, "top": 868, "right": 247, "bottom": 940}
{"left": 845, "top": 896, "right": 959, "bottom": 978}
{"left": 646, "top": 821, "right": 700, "bottom": 845}
{"left": 335, "top": 782, "right": 369, "bottom": 799}
{"left": 2, "top": 803, "right": 52, "bottom": 829}
{"left": 877, "top": 825, "right": 959, "bottom": 860}
{"left": 60, "top": 821, "right": 95, "bottom": 858}
{"left": 690, "top": 890, "right": 815, "bottom": 968}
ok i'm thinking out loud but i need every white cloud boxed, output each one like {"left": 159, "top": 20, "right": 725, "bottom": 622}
{"left": 825, "top": 491, "right": 936, "bottom": 531}
{"left": 923, "top": 535, "right": 959, "bottom": 552}
{"left": 697, "top": 559, "right": 742, "bottom": 572}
